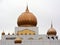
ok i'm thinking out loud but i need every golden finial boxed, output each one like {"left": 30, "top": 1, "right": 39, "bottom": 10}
{"left": 26, "top": 5, "right": 29, "bottom": 12}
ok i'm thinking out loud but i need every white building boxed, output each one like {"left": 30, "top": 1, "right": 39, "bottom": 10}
{"left": 0, "top": 6, "right": 60, "bottom": 45}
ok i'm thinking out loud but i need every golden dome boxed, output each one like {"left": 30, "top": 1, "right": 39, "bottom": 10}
{"left": 47, "top": 24, "right": 57, "bottom": 35}
{"left": 2, "top": 31, "right": 5, "bottom": 35}
{"left": 17, "top": 6, "right": 37, "bottom": 27}
{"left": 8, "top": 33, "right": 10, "bottom": 35}
{"left": 14, "top": 37, "right": 22, "bottom": 44}
{"left": 12, "top": 33, "right": 14, "bottom": 35}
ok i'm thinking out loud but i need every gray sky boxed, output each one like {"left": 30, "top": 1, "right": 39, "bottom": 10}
{"left": 0, "top": 0, "right": 60, "bottom": 39}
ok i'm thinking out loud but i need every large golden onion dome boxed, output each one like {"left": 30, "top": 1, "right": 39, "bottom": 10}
{"left": 14, "top": 37, "right": 22, "bottom": 44}
{"left": 17, "top": 6, "right": 37, "bottom": 27}
{"left": 47, "top": 23, "right": 57, "bottom": 35}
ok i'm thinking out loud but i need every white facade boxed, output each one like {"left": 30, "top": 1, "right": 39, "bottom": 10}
{"left": 0, "top": 26, "right": 60, "bottom": 45}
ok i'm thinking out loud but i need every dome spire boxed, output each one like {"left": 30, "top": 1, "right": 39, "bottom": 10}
{"left": 51, "top": 21, "right": 53, "bottom": 28}
{"left": 26, "top": 5, "right": 29, "bottom": 12}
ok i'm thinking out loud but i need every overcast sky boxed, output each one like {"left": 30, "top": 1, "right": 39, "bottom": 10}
{"left": 0, "top": 0, "right": 60, "bottom": 39}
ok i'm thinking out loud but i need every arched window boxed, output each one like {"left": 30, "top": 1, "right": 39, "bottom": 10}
{"left": 51, "top": 37, "right": 54, "bottom": 40}
{"left": 21, "top": 33, "right": 23, "bottom": 35}
{"left": 38, "top": 37, "right": 43, "bottom": 40}
{"left": 17, "top": 29, "right": 35, "bottom": 35}
{"left": 33, "top": 33, "right": 35, "bottom": 35}
{"left": 56, "top": 36, "right": 58, "bottom": 40}
{"left": 48, "top": 37, "right": 50, "bottom": 39}
{"left": 25, "top": 33, "right": 27, "bottom": 35}
{"left": 28, "top": 38, "right": 34, "bottom": 40}
{"left": 29, "top": 33, "right": 31, "bottom": 35}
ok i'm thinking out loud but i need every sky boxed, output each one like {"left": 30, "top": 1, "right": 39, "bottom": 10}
{"left": 0, "top": 0, "right": 60, "bottom": 39}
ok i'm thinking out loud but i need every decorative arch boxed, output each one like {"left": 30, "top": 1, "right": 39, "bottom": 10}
{"left": 17, "top": 29, "right": 35, "bottom": 35}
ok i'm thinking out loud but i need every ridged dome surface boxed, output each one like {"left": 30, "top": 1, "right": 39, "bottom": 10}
{"left": 17, "top": 6, "right": 37, "bottom": 27}
{"left": 47, "top": 28, "right": 57, "bottom": 35}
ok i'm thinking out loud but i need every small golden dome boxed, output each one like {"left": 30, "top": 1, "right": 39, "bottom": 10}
{"left": 17, "top": 6, "right": 37, "bottom": 27}
{"left": 2, "top": 31, "right": 5, "bottom": 35}
{"left": 8, "top": 33, "right": 10, "bottom": 35}
{"left": 12, "top": 33, "right": 14, "bottom": 35}
{"left": 14, "top": 37, "right": 22, "bottom": 44}
{"left": 47, "top": 24, "right": 57, "bottom": 35}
